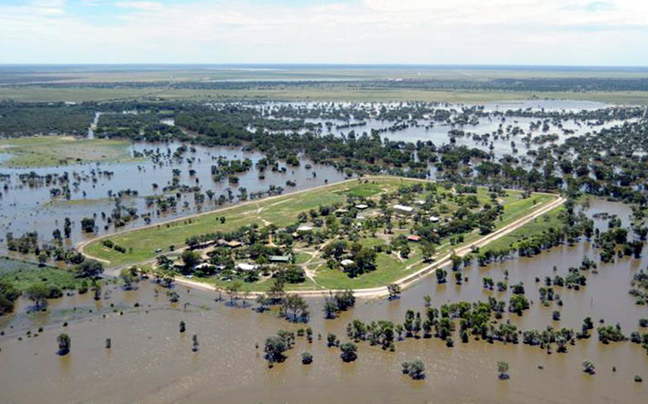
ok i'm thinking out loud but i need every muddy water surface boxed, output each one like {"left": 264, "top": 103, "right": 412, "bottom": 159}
{"left": 1, "top": 201, "right": 646, "bottom": 404}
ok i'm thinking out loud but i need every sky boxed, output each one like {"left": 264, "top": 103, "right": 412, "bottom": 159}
{"left": 0, "top": 0, "right": 646, "bottom": 65}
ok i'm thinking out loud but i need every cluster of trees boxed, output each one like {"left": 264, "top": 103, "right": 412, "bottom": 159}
{"left": 401, "top": 360, "right": 426, "bottom": 380}
{"left": 0, "top": 102, "right": 94, "bottom": 137}
{"left": 0, "top": 279, "right": 19, "bottom": 315}
{"left": 0, "top": 258, "right": 104, "bottom": 316}
{"left": 26, "top": 77, "right": 648, "bottom": 94}
{"left": 323, "top": 290, "right": 356, "bottom": 319}
{"left": 264, "top": 329, "right": 297, "bottom": 367}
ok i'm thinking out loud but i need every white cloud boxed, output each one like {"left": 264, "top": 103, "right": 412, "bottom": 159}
{"left": 114, "top": 2, "right": 164, "bottom": 11}
{"left": 0, "top": 0, "right": 646, "bottom": 65}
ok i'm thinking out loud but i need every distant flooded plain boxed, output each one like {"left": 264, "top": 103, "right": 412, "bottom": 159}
{"left": 0, "top": 99, "right": 626, "bottom": 250}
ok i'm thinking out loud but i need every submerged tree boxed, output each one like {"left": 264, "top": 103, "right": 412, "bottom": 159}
{"left": 192, "top": 334, "right": 199, "bottom": 352}
{"left": 301, "top": 351, "right": 313, "bottom": 365}
{"left": 25, "top": 283, "right": 49, "bottom": 310}
{"left": 57, "top": 334, "right": 71, "bottom": 356}
{"left": 402, "top": 359, "right": 426, "bottom": 380}
{"left": 340, "top": 342, "right": 358, "bottom": 362}
{"left": 387, "top": 283, "right": 401, "bottom": 300}
{"left": 497, "top": 361, "right": 510, "bottom": 380}
{"left": 281, "top": 294, "right": 309, "bottom": 322}
{"left": 264, "top": 336, "right": 288, "bottom": 366}
{"left": 582, "top": 360, "right": 596, "bottom": 375}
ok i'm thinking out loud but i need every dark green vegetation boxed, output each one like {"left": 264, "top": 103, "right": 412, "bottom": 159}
{"left": 57, "top": 333, "right": 71, "bottom": 356}
{"left": 402, "top": 359, "right": 426, "bottom": 380}
{"left": 0, "top": 257, "right": 103, "bottom": 315}
{"left": 0, "top": 102, "right": 94, "bottom": 137}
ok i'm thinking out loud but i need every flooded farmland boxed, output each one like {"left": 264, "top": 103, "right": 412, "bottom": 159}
{"left": 0, "top": 100, "right": 633, "bottom": 249}
{"left": 1, "top": 99, "right": 647, "bottom": 404}
{"left": 0, "top": 198, "right": 646, "bottom": 404}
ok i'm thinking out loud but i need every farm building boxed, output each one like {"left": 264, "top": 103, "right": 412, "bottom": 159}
{"left": 393, "top": 204, "right": 414, "bottom": 213}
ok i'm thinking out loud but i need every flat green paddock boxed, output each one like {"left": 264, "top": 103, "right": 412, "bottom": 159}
{"left": 0, "top": 257, "right": 81, "bottom": 292}
{"left": 0, "top": 136, "right": 138, "bottom": 168}
{"left": 3, "top": 85, "right": 648, "bottom": 105}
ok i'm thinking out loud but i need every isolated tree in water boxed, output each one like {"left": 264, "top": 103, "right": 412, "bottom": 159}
{"left": 340, "top": 342, "right": 358, "bottom": 362}
{"left": 57, "top": 334, "right": 71, "bottom": 356}
{"left": 402, "top": 359, "right": 426, "bottom": 380}
{"left": 301, "top": 351, "right": 313, "bottom": 365}
{"left": 387, "top": 283, "right": 401, "bottom": 300}
{"left": 264, "top": 336, "right": 288, "bottom": 366}
{"left": 582, "top": 360, "right": 596, "bottom": 375}
{"left": 497, "top": 361, "right": 510, "bottom": 380}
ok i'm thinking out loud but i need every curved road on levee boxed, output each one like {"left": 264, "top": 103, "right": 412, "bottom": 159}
{"left": 77, "top": 178, "right": 565, "bottom": 299}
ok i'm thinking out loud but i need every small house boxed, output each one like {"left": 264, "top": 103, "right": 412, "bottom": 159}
{"left": 297, "top": 225, "right": 313, "bottom": 232}
{"left": 355, "top": 203, "right": 369, "bottom": 210}
{"left": 407, "top": 235, "right": 421, "bottom": 242}
{"left": 217, "top": 239, "right": 242, "bottom": 248}
{"left": 429, "top": 216, "right": 440, "bottom": 223}
{"left": 340, "top": 259, "right": 355, "bottom": 268}
{"left": 236, "top": 263, "right": 258, "bottom": 271}
{"left": 393, "top": 204, "right": 414, "bottom": 214}
{"left": 269, "top": 255, "right": 291, "bottom": 263}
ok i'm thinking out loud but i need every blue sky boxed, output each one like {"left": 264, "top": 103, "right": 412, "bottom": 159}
{"left": 0, "top": 0, "right": 646, "bottom": 65}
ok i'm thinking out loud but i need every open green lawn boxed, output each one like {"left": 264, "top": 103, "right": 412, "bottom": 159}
{"left": 313, "top": 251, "right": 422, "bottom": 290}
{"left": 85, "top": 177, "right": 560, "bottom": 291}
{"left": 0, "top": 257, "right": 81, "bottom": 292}
{"left": 481, "top": 203, "right": 566, "bottom": 253}
{"left": 0, "top": 135, "right": 139, "bottom": 168}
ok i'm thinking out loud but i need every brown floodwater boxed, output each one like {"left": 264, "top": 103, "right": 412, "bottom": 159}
{"left": 0, "top": 200, "right": 647, "bottom": 404}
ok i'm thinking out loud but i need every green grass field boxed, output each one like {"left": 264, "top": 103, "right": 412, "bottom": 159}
{"left": 481, "top": 203, "right": 566, "bottom": 253}
{"left": 0, "top": 257, "right": 81, "bottom": 292}
{"left": 0, "top": 135, "right": 139, "bottom": 168}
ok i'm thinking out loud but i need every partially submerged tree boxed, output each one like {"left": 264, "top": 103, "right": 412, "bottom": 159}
{"left": 57, "top": 334, "right": 71, "bottom": 356}
{"left": 497, "top": 361, "right": 510, "bottom": 380}
{"left": 582, "top": 360, "right": 596, "bottom": 375}
{"left": 402, "top": 359, "right": 426, "bottom": 380}
{"left": 264, "top": 336, "right": 288, "bottom": 366}
{"left": 340, "top": 342, "right": 358, "bottom": 362}
{"left": 387, "top": 283, "right": 401, "bottom": 300}
{"left": 25, "top": 283, "right": 49, "bottom": 310}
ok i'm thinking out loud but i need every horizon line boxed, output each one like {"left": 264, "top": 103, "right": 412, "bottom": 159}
{"left": 0, "top": 63, "right": 647, "bottom": 70}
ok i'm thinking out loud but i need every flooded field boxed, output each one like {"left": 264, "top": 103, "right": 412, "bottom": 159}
{"left": 1, "top": 199, "right": 646, "bottom": 404}
{"left": 0, "top": 142, "right": 346, "bottom": 249}
{"left": 1, "top": 99, "right": 646, "bottom": 404}
{"left": 0, "top": 99, "right": 632, "bottom": 250}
